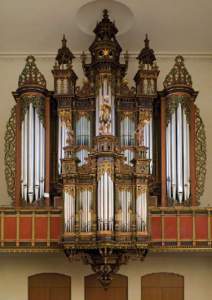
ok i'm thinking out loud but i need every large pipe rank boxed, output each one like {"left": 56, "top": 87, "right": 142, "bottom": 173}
{"left": 166, "top": 100, "right": 190, "bottom": 203}
{"left": 21, "top": 102, "right": 45, "bottom": 203}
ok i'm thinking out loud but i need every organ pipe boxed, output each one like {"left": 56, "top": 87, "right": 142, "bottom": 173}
{"left": 166, "top": 102, "right": 190, "bottom": 203}
{"left": 21, "top": 103, "right": 45, "bottom": 203}
{"left": 136, "top": 187, "right": 147, "bottom": 232}
{"left": 97, "top": 170, "right": 114, "bottom": 231}
{"left": 64, "top": 188, "right": 75, "bottom": 232}
{"left": 119, "top": 189, "right": 132, "bottom": 232}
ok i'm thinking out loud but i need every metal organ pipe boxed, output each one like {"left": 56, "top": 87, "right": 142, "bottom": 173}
{"left": 177, "top": 103, "right": 183, "bottom": 203}
{"left": 58, "top": 117, "right": 62, "bottom": 174}
{"left": 21, "top": 103, "right": 45, "bottom": 204}
{"left": 109, "top": 175, "right": 114, "bottom": 231}
{"left": 136, "top": 189, "right": 147, "bottom": 232}
{"left": 166, "top": 101, "right": 190, "bottom": 203}
{"left": 28, "top": 103, "right": 34, "bottom": 203}
{"left": 171, "top": 111, "right": 177, "bottom": 201}
{"left": 149, "top": 117, "right": 153, "bottom": 174}
{"left": 166, "top": 122, "right": 171, "bottom": 199}
{"left": 103, "top": 172, "right": 107, "bottom": 230}
{"left": 34, "top": 111, "right": 40, "bottom": 201}
{"left": 39, "top": 121, "right": 45, "bottom": 199}
{"left": 23, "top": 111, "right": 28, "bottom": 201}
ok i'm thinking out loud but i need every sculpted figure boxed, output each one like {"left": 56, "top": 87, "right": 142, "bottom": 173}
{"left": 99, "top": 96, "right": 111, "bottom": 134}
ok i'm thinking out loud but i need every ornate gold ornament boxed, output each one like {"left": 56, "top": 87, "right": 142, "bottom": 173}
{"left": 163, "top": 55, "right": 192, "bottom": 89}
{"left": 77, "top": 185, "right": 93, "bottom": 192}
{"left": 21, "top": 94, "right": 45, "bottom": 124}
{"left": 58, "top": 109, "right": 72, "bottom": 128}
{"left": 137, "top": 185, "right": 148, "bottom": 197}
{"left": 18, "top": 56, "right": 46, "bottom": 88}
{"left": 4, "top": 106, "right": 16, "bottom": 202}
{"left": 166, "top": 94, "right": 191, "bottom": 124}
{"left": 64, "top": 185, "right": 75, "bottom": 197}
{"left": 97, "top": 160, "right": 114, "bottom": 180}
{"left": 195, "top": 107, "right": 207, "bottom": 202}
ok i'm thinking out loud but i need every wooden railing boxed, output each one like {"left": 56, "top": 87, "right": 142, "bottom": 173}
{"left": 0, "top": 206, "right": 212, "bottom": 252}
{"left": 150, "top": 207, "right": 212, "bottom": 249}
{"left": 0, "top": 208, "right": 62, "bottom": 251}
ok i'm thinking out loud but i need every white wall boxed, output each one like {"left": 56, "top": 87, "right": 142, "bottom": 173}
{"left": 0, "top": 55, "right": 211, "bottom": 206}
{"left": 0, "top": 253, "right": 211, "bottom": 300}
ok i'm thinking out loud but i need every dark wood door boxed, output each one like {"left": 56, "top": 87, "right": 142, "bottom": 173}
{"left": 141, "top": 273, "right": 184, "bottom": 300}
{"left": 85, "top": 273, "right": 128, "bottom": 300}
{"left": 28, "top": 273, "right": 71, "bottom": 300}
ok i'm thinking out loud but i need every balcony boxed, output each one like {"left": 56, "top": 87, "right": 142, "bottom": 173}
{"left": 0, "top": 206, "right": 211, "bottom": 252}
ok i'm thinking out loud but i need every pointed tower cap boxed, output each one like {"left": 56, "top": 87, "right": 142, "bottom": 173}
{"left": 18, "top": 56, "right": 46, "bottom": 88}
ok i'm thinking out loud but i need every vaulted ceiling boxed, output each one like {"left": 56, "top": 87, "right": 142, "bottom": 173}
{"left": 1, "top": 0, "right": 212, "bottom": 55}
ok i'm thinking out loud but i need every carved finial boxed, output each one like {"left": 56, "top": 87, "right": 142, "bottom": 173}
{"left": 56, "top": 35, "right": 75, "bottom": 66}
{"left": 163, "top": 55, "right": 192, "bottom": 89}
{"left": 18, "top": 55, "right": 46, "bottom": 88}
{"left": 137, "top": 35, "right": 156, "bottom": 65}
{"left": 62, "top": 34, "right": 67, "bottom": 47}
{"left": 144, "top": 34, "right": 149, "bottom": 48}
{"left": 103, "top": 9, "right": 109, "bottom": 19}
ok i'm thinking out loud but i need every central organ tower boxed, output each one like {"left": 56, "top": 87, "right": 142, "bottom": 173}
{"left": 56, "top": 10, "right": 154, "bottom": 242}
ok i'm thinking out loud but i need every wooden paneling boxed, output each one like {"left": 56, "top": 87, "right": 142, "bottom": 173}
{"left": 85, "top": 273, "right": 128, "bottom": 300}
{"left": 28, "top": 273, "right": 71, "bottom": 300}
{"left": 141, "top": 273, "right": 184, "bottom": 300}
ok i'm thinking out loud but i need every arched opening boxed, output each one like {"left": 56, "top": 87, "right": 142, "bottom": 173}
{"left": 141, "top": 272, "right": 184, "bottom": 300}
{"left": 28, "top": 273, "right": 71, "bottom": 300}
{"left": 85, "top": 273, "right": 128, "bottom": 300}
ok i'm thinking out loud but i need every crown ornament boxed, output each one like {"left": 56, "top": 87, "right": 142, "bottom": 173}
{"left": 18, "top": 56, "right": 46, "bottom": 88}
{"left": 163, "top": 55, "right": 192, "bottom": 89}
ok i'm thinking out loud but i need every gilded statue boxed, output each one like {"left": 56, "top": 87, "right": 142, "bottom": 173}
{"left": 99, "top": 96, "right": 111, "bottom": 134}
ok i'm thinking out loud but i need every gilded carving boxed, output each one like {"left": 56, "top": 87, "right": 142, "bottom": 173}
{"left": 163, "top": 55, "right": 192, "bottom": 89}
{"left": 99, "top": 96, "right": 112, "bottom": 135}
{"left": 21, "top": 94, "right": 45, "bottom": 124}
{"left": 64, "top": 185, "right": 75, "bottom": 197}
{"left": 137, "top": 185, "right": 148, "bottom": 197}
{"left": 166, "top": 94, "right": 191, "bottom": 124}
{"left": 195, "top": 106, "right": 207, "bottom": 201}
{"left": 18, "top": 55, "right": 46, "bottom": 88}
{"left": 4, "top": 106, "right": 16, "bottom": 202}
{"left": 97, "top": 160, "right": 114, "bottom": 180}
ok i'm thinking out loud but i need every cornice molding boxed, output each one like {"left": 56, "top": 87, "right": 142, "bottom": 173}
{"left": 1, "top": 51, "right": 212, "bottom": 59}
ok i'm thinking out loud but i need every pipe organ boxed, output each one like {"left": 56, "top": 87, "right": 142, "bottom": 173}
{"left": 9, "top": 10, "right": 206, "bottom": 263}
{"left": 21, "top": 102, "right": 46, "bottom": 203}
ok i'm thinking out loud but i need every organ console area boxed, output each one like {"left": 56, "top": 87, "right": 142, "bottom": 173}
{"left": 5, "top": 10, "right": 206, "bottom": 281}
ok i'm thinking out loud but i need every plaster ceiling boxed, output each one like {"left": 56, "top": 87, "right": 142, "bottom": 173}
{"left": 1, "top": 0, "right": 212, "bottom": 55}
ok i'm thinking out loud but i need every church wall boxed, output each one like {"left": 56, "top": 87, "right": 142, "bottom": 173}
{"left": 0, "top": 55, "right": 211, "bottom": 206}
{"left": 0, "top": 252, "right": 211, "bottom": 300}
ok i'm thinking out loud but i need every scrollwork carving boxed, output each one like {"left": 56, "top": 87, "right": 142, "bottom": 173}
{"left": 21, "top": 95, "right": 45, "bottom": 125}
{"left": 195, "top": 106, "right": 207, "bottom": 201}
{"left": 97, "top": 160, "right": 114, "bottom": 180}
{"left": 166, "top": 94, "right": 191, "bottom": 125}
{"left": 4, "top": 106, "right": 16, "bottom": 202}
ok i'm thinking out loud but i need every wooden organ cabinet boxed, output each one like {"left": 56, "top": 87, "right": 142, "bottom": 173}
{"left": 5, "top": 10, "right": 206, "bottom": 285}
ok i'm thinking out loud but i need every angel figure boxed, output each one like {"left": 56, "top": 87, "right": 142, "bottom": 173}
{"left": 99, "top": 96, "right": 111, "bottom": 134}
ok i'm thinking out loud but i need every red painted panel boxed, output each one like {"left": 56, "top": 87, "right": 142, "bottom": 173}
{"left": 35, "top": 217, "right": 48, "bottom": 240}
{"left": 50, "top": 217, "right": 61, "bottom": 240}
{"left": 4, "top": 216, "right": 16, "bottom": 240}
{"left": 164, "top": 216, "right": 177, "bottom": 239}
{"left": 196, "top": 215, "right": 208, "bottom": 240}
{"left": 20, "top": 217, "right": 32, "bottom": 240}
{"left": 180, "top": 216, "right": 193, "bottom": 240}
{"left": 151, "top": 216, "right": 161, "bottom": 240}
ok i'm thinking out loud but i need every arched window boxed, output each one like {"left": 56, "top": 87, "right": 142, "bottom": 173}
{"left": 28, "top": 273, "right": 71, "bottom": 300}
{"left": 141, "top": 273, "right": 184, "bottom": 300}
